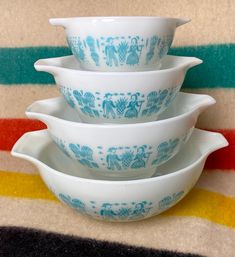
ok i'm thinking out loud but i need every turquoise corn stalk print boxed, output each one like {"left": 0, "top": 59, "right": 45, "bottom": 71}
{"left": 115, "top": 97, "right": 128, "bottom": 116}
{"left": 118, "top": 41, "right": 129, "bottom": 63}
{"left": 121, "top": 150, "right": 134, "bottom": 168}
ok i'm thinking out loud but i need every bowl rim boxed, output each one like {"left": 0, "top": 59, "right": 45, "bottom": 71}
{"left": 50, "top": 16, "right": 190, "bottom": 22}
{"left": 26, "top": 92, "right": 214, "bottom": 130}
{"left": 35, "top": 55, "right": 202, "bottom": 76}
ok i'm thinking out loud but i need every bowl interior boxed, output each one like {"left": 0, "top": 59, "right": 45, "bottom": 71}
{"left": 49, "top": 92, "right": 193, "bottom": 124}
{"left": 38, "top": 130, "right": 201, "bottom": 181}
{"left": 52, "top": 55, "right": 188, "bottom": 72}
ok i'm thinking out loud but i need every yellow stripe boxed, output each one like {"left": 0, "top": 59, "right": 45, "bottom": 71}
{"left": 1, "top": 197, "right": 235, "bottom": 257}
{"left": 163, "top": 188, "right": 235, "bottom": 228}
{"left": 0, "top": 170, "right": 57, "bottom": 201}
{"left": 1, "top": 169, "right": 235, "bottom": 228}
{"left": 0, "top": 0, "right": 234, "bottom": 47}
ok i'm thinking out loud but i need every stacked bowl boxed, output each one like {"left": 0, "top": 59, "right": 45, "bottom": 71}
{"left": 12, "top": 17, "right": 228, "bottom": 222}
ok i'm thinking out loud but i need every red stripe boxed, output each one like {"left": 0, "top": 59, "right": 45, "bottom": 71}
{"left": 0, "top": 119, "right": 233, "bottom": 170}
{"left": 0, "top": 119, "right": 46, "bottom": 151}
{"left": 205, "top": 129, "right": 234, "bottom": 170}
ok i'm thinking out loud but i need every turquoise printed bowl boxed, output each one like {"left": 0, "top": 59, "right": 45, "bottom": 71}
{"left": 49, "top": 16, "right": 190, "bottom": 71}
{"left": 12, "top": 129, "right": 228, "bottom": 222}
{"left": 34, "top": 55, "right": 202, "bottom": 124}
{"left": 25, "top": 93, "right": 215, "bottom": 180}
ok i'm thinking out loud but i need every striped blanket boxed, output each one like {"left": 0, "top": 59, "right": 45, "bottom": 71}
{"left": 0, "top": 0, "right": 234, "bottom": 256}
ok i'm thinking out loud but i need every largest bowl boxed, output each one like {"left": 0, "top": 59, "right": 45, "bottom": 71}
{"left": 26, "top": 92, "right": 215, "bottom": 180}
{"left": 50, "top": 16, "right": 190, "bottom": 71}
{"left": 11, "top": 129, "right": 228, "bottom": 222}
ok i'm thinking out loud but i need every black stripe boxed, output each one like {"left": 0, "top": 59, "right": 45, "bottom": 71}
{"left": 0, "top": 226, "right": 205, "bottom": 257}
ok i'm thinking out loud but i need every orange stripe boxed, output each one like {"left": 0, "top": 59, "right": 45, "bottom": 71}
{"left": 0, "top": 119, "right": 232, "bottom": 170}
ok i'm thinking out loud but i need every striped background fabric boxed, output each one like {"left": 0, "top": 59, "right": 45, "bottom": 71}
{"left": 0, "top": 0, "right": 234, "bottom": 256}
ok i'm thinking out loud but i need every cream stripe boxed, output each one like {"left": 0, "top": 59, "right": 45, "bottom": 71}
{"left": 0, "top": 151, "right": 38, "bottom": 174}
{"left": 0, "top": 0, "right": 234, "bottom": 47}
{"left": 1, "top": 86, "right": 235, "bottom": 129}
{"left": 196, "top": 171, "right": 235, "bottom": 198}
{"left": 0, "top": 197, "right": 234, "bottom": 257}
{"left": 183, "top": 88, "right": 235, "bottom": 129}
{"left": 0, "top": 85, "right": 59, "bottom": 118}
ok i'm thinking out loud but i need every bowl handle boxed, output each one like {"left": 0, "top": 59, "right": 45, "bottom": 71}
{"left": 193, "top": 129, "right": 229, "bottom": 156}
{"left": 49, "top": 18, "right": 69, "bottom": 28}
{"left": 176, "top": 18, "right": 191, "bottom": 27}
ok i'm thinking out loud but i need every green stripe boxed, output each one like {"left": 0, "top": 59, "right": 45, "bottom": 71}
{"left": 0, "top": 44, "right": 234, "bottom": 88}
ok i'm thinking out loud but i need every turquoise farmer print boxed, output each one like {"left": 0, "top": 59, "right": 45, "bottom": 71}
{"left": 66, "top": 34, "right": 173, "bottom": 69}
{"left": 59, "top": 85, "right": 181, "bottom": 122}
{"left": 58, "top": 193, "right": 157, "bottom": 221}
{"left": 52, "top": 133, "right": 188, "bottom": 172}
{"left": 105, "top": 37, "right": 119, "bottom": 67}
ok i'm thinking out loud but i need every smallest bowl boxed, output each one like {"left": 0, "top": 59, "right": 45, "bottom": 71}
{"left": 49, "top": 16, "right": 190, "bottom": 71}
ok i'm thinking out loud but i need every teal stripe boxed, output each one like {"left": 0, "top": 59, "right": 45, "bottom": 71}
{"left": 0, "top": 47, "right": 71, "bottom": 85}
{"left": 0, "top": 44, "right": 234, "bottom": 88}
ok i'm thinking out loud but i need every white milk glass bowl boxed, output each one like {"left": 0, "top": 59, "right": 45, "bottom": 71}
{"left": 12, "top": 129, "right": 228, "bottom": 222}
{"left": 25, "top": 93, "right": 215, "bottom": 180}
{"left": 34, "top": 55, "right": 202, "bottom": 124}
{"left": 50, "top": 16, "right": 190, "bottom": 71}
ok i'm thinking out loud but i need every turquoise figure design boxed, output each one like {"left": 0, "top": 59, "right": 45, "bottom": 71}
{"left": 57, "top": 140, "right": 70, "bottom": 157}
{"left": 115, "top": 97, "right": 128, "bottom": 116}
{"left": 86, "top": 36, "right": 99, "bottom": 66}
{"left": 124, "top": 93, "right": 143, "bottom": 118}
{"left": 73, "top": 90, "right": 99, "bottom": 117}
{"left": 73, "top": 90, "right": 83, "bottom": 106}
{"left": 117, "top": 41, "right": 129, "bottom": 64}
{"left": 164, "top": 88, "right": 174, "bottom": 107}
{"left": 126, "top": 37, "right": 144, "bottom": 65}
{"left": 130, "top": 146, "right": 151, "bottom": 169}
{"left": 158, "top": 89, "right": 168, "bottom": 105}
{"left": 105, "top": 37, "right": 118, "bottom": 67}
{"left": 100, "top": 203, "right": 116, "bottom": 218}
{"left": 168, "top": 139, "right": 180, "bottom": 154}
{"left": 61, "top": 88, "right": 75, "bottom": 109}
{"left": 158, "top": 191, "right": 184, "bottom": 210}
{"left": 142, "top": 91, "right": 160, "bottom": 116}
{"left": 102, "top": 93, "right": 116, "bottom": 118}
{"left": 106, "top": 147, "right": 122, "bottom": 170}
{"left": 116, "top": 207, "right": 132, "bottom": 219}
{"left": 69, "top": 144, "right": 81, "bottom": 159}
{"left": 121, "top": 150, "right": 134, "bottom": 168}
{"left": 164, "top": 86, "right": 178, "bottom": 107}
{"left": 158, "top": 35, "right": 172, "bottom": 59}
{"left": 152, "top": 141, "right": 170, "bottom": 165}
{"left": 59, "top": 194, "right": 86, "bottom": 213}
{"left": 131, "top": 202, "right": 149, "bottom": 219}
{"left": 69, "top": 144, "right": 99, "bottom": 169}
{"left": 146, "top": 36, "right": 158, "bottom": 64}
{"left": 152, "top": 138, "right": 181, "bottom": 165}
{"left": 74, "top": 37, "right": 85, "bottom": 61}
{"left": 58, "top": 194, "right": 153, "bottom": 220}
{"left": 80, "top": 146, "right": 99, "bottom": 168}
{"left": 82, "top": 92, "right": 98, "bottom": 117}
{"left": 99, "top": 201, "right": 153, "bottom": 220}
